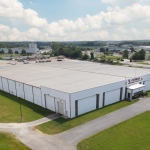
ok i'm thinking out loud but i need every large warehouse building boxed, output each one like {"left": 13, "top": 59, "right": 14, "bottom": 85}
{"left": 0, "top": 61, "right": 150, "bottom": 118}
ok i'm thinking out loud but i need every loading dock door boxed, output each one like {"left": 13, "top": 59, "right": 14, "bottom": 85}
{"left": 45, "top": 95, "right": 55, "bottom": 112}
{"left": 58, "top": 102, "right": 64, "bottom": 115}
{"left": 104, "top": 89, "right": 120, "bottom": 106}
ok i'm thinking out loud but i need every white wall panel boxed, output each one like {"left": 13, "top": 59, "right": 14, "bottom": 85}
{"left": 144, "top": 80, "right": 150, "bottom": 91}
{"left": 105, "top": 89, "right": 120, "bottom": 106}
{"left": 16, "top": 82, "right": 24, "bottom": 99}
{"left": 0, "top": 77, "right": 2, "bottom": 90}
{"left": 33, "top": 87, "right": 42, "bottom": 106}
{"left": 78, "top": 95, "right": 96, "bottom": 115}
{"left": 41, "top": 86, "right": 70, "bottom": 118}
{"left": 8, "top": 80, "right": 16, "bottom": 96}
{"left": 2, "top": 78, "right": 9, "bottom": 93}
{"left": 24, "top": 84, "right": 33, "bottom": 103}
{"left": 45, "top": 95, "right": 55, "bottom": 112}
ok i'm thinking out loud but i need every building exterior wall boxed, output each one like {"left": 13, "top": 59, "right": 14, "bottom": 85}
{"left": 24, "top": 84, "right": 34, "bottom": 103}
{"left": 0, "top": 77, "right": 3, "bottom": 90}
{"left": 70, "top": 80, "right": 126, "bottom": 118}
{"left": 8, "top": 79, "right": 17, "bottom": 96}
{"left": 0, "top": 74, "right": 150, "bottom": 119}
{"left": 41, "top": 86, "right": 70, "bottom": 118}
{"left": 104, "top": 88, "right": 120, "bottom": 106}
{"left": 16, "top": 82, "right": 24, "bottom": 99}
{"left": 1, "top": 77, "right": 9, "bottom": 93}
{"left": 33, "top": 87, "right": 42, "bottom": 106}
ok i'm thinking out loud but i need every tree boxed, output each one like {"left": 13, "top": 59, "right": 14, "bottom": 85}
{"left": 132, "top": 49, "right": 146, "bottom": 61}
{"left": 90, "top": 52, "right": 94, "bottom": 60}
{"left": 106, "top": 48, "right": 109, "bottom": 52}
{"left": 139, "top": 49, "right": 146, "bottom": 60}
{"left": 123, "top": 50, "right": 129, "bottom": 59}
{"left": 0, "top": 49, "right": 4, "bottom": 54}
{"left": 130, "top": 47, "right": 135, "bottom": 53}
{"left": 21, "top": 49, "right": 26, "bottom": 55}
{"left": 132, "top": 52, "right": 139, "bottom": 61}
{"left": 82, "top": 53, "right": 89, "bottom": 60}
{"left": 8, "top": 48, "right": 13, "bottom": 54}
{"left": 71, "top": 49, "right": 82, "bottom": 59}
{"left": 15, "top": 51, "right": 19, "bottom": 54}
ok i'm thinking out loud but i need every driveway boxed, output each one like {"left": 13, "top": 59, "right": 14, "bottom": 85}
{"left": 0, "top": 98, "right": 150, "bottom": 150}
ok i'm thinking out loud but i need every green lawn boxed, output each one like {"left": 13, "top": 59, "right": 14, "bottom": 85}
{"left": 138, "top": 62, "right": 150, "bottom": 65}
{"left": 36, "top": 100, "right": 137, "bottom": 135}
{"left": 96, "top": 54, "right": 122, "bottom": 61}
{"left": 148, "top": 91, "right": 150, "bottom": 97}
{"left": 77, "top": 111, "right": 150, "bottom": 150}
{"left": 0, "top": 132, "right": 30, "bottom": 150}
{"left": 0, "top": 90, "right": 53, "bottom": 123}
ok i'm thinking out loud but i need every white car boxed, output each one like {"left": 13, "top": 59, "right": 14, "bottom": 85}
{"left": 23, "top": 60, "right": 29, "bottom": 64}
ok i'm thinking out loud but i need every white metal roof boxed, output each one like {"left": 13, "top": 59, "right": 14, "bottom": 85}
{"left": 0, "top": 60, "right": 149, "bottom": 93}
{"left": 128, "top": 84, "right": 145, "bottom": 90}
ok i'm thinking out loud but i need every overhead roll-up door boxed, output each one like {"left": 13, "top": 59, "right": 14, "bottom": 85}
{"left": 78, "top": 95, "right": 96, "bottom": 116}
{"left": 104, "top": 89, "right": 120, "bottom": 106}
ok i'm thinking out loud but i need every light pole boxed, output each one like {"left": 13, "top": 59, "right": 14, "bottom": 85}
{"left": 19, "top": 97, "right": 23, "bottom": 122}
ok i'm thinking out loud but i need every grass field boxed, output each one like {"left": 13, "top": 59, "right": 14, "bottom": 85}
{"left": 0, "top": 90, "right": 53, "bottom": 123}
{"left": 95, "top": 54, "right": 122, "bottom": 61}
{"left": 36, "top": 100, "right": 137, "bottom": 135}
{"left": 0, "top": 132, "right": 30, "bottom": 150}
{"left": 138, "top": 62, "right": 150, "bottom": 65}
{"left": 77, "top": 111, "right": 150, "bottom": 150}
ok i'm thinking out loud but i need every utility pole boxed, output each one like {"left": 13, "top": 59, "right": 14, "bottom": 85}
{"left": 19, "top": 97, "right": 23, "bottom": 122}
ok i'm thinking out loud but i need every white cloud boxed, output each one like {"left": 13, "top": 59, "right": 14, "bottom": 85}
{"left": 102, "top": 0, "right": 149, "bottom": 6}
{"left": 0, "top": 0, "right": 47, "bottom": 28}
{"left": 0, "top": 0, "right": 150, "bottom": 41}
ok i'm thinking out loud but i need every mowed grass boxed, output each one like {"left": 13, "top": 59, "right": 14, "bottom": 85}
{"left": 0, "top": 132, "right": 31, "bottom": 150}
{"left": 0, "top": 90, "right": 53, "bottom": 123}
{"left": 77, "top": 111, "right": 150, "bottom": 150}
{"left": 36, "top": 100, "right": 137, "bottom": 135}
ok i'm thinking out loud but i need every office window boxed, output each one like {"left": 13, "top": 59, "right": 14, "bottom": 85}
{"left": 75, "top": 100, "right": 78, "bottom": 117}
{"left": 103, "top": 92, "right": 105, "bottom": 107}
{"left": 120, "top": 87, "right": 123, "bottom": 101}
{"left": 96, "top": 94, "right": 99, "bottom": 109}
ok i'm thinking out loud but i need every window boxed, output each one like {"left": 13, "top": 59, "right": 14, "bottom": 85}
{"left": 125, "top": 87, "right": 127, "bottom": 99}
{"left": 120, "top": 87, "right": 123, "bottom": 101}
{"left": 96, "top": 94, "right": 99, "bottom": 109}
{"left": 103, "top": 92, "right": 105, "bottom": 107}
{"left": 75, "top": 100, "right": 78, "bottom": 117}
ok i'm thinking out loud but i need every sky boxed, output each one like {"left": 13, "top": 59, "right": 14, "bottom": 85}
{"left": 0, "top": 0, "right": 150, "bottom": 41}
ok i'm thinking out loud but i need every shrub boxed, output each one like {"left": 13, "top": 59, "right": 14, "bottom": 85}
{"left": 142, "top": 92, "right": 148, "bottom": 97}
{"left": 132, "top": 95, "right": 139, "bottom": 99}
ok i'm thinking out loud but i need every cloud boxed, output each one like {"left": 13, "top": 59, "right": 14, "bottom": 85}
{"left": 0, "top": 0, "right": 47, "bottom": 28}
{"left": 0, "top": 0, "right": 150, "bottom": 41}
{"left": 102, "top": 0, "right": 149, "bottom": 6}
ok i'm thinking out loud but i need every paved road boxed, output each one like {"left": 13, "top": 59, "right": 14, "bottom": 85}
{"left": 0, "top": 98, "right": 150, "bottom": 150}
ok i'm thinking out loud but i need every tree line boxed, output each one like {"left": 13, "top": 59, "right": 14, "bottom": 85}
{"left": 123, "top": 49, "right": 146, "bottom": 61}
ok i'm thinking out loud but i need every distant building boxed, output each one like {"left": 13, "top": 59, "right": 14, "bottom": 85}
{"left": 0, "top": 43, "right": 39, "bottom": 54}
